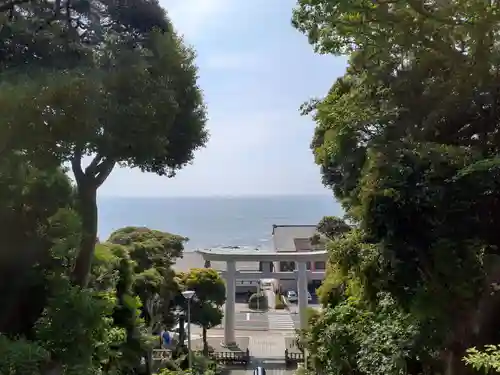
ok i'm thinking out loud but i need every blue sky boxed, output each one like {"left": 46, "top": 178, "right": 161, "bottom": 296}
{"left": 97, "top": 0, "right": 347, "bottom": 197}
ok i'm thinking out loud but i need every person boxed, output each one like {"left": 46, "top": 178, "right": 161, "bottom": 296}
{"left": 160, "top": 330, "right": 170, "bottom": 348}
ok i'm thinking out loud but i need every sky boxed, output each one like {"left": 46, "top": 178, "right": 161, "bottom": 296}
{"left": 97, "top": 0, "right": 348, "bottom": 197}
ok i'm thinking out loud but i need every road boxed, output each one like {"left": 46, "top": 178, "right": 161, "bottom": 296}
{"left": 212, "top": 310, "right": 307, "bottom": 331}
{"left": 217, "top": 312, "right": 269, "bottom": 330}
{"left": 212, "top": 299, "right": 322, "bottom": 333}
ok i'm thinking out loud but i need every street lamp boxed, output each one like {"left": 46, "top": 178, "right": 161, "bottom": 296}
{"left": 257, "top": 280, "right": 261, "bottom": 311}
{"left": 182, "top": 290, "right": 195, "bottom": 370}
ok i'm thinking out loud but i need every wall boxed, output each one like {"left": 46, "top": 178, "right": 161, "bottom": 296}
{"left": 278, "top": 272, "right": 326, "bottom": 292}
{"left": 235, "top": 280, "right": 259, "bottom": 294}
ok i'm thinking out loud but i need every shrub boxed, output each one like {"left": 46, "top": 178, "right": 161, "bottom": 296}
{"left": 306, "top": 307, "right": 318, "bottom": 321}
{"left": 248, "top": 292, "right": 268, "bottom": 310}
{"left": 275, "top": 294, "right": 286, "bottom": 309}
{"left": 0, "top": 335, "right": 49, "bottom": 375}
{"left": 463, "top": 345, "right": 500, "bottom": 374}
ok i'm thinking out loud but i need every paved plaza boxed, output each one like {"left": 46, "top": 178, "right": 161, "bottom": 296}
{"left": 188, "top": 311, "right": 306, "bottom": 375}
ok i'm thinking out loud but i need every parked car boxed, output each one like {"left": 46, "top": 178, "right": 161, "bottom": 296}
{"left": 286, "top": 290, "right": 313, "bottom": 303}
{"left": 286, "top": 290, "right": 297, "bottom": 302}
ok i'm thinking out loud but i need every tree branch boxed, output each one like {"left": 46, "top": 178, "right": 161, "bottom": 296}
{"left": 71, "top": 149, "right": 85, "bottom": 184}
{"left": 94, "top": 158, "right": 115, "bottom": 188}
{"left": 84, "top": 154, "right": 103, "bottom": 176}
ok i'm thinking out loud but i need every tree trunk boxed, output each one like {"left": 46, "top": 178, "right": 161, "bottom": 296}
{"left": 203, "top": 327, "right": 208, "bottom": 355}
{"left": 444, "top": 348, "right": 473, "bottom": 375}
{"left": 144, "top": 350, "right": 153, "bottom": 375}
{"left": 70, "top": 153, "right": 115, "bottom": 287}
{"left": 72, "top": 181, "right": 98, "bottom": 287}
{"left": 442, "top": 256, "right": 500, "bottom": 375}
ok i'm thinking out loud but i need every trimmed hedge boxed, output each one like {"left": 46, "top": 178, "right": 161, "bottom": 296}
{"left": 248, "top": 292, "right": 268, "bottom": 310}
{"left": 275, "top": 294, "right": 286, "bottom": 309}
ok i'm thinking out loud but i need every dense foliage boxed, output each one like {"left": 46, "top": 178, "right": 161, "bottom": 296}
{"left": 176, "top": 269, "right": 226, "bottom": 355}
{"left": 108, "top": 227, "right": 187, "bottom": 331}
{"left": 293, "top": 0, "right": 500, "bottom": 374}
{"left": 0, "top": 0, "right": 209, "bottom": 374}
{"left": 0, "top": 183, "right": 192, "bottom": 374}
{"left": 0, "top": 0, "right": 208, "bottom": 287}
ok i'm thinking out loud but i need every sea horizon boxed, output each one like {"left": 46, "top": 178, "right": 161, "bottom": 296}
{"left": 97, "top": 194, "right": 342, "bottom": 250}
{"left": 97, "top": 193, "right": 334, "bottom": 199}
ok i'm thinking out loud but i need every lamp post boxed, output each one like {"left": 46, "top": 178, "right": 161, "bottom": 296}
{"left": 182, "top": 290, "right": 195, "bottom": 370}
{"left": 257, "top": 280, "right": 262, "bottom": 312}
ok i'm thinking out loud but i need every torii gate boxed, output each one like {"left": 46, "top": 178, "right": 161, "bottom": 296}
{"left": 196, "top": 248, "right": 327, "bottom": 346}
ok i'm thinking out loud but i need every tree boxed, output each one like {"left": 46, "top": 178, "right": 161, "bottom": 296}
{"left": 107, "top": 227, "right": 188, "bottom": 374}
{"left": 108, "top": 227, "right": 186, "bottom": 273}
{"left": 311, "top": 216, "right": 352, "bottom": 245}
{"left": 0, "top": 0, "right": 208, "bottom": 288}
{"left": 0, "top": 205, "right": 130, "bottom": 375}
{"left": 0, "top": 151, "right": 79, "bottom": 336}
{"left": 108, "top": 227, "right": 187, "bottom": 330}
{"left": 317, "top": 216, "right": 351, "bottom": 239}
{"left": 110, "top": 245, "right": 145, "bottom": 374}
{"left": 177, "top": 269, "right": 226, "bottom": 354}
{"left": 292, "top": 1, "right": 500, "bottom": 374}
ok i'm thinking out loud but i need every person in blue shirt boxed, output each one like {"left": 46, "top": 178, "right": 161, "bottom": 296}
{"left": 160, "top": 330, "right": 170, "bottom": 347}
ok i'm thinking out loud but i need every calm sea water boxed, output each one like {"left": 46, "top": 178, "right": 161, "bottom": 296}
{"left": 97, "top": 195, "right": 342, "bottom": 250}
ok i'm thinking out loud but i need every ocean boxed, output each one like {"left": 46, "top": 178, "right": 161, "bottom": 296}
{"left": 97, "top": 195, "right": 342, "bottom": 250}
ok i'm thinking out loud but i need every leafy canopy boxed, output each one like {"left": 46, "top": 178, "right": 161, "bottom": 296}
{"left": 293, "top": 0, "right": 500, "bottom": 373}
{"left": 177, "top": 268, "right": 226, "bottom": 330}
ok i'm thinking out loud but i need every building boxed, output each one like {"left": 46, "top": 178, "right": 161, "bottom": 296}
{"left": 271, "top": 224, "right": 326, "bottom": 291}
{"left": 172, "top": 224, "right": 327, "bottom": 294}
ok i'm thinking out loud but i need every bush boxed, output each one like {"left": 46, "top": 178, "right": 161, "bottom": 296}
{"left": 306, "top": 307, "right": 318, "bottom": 321}
{"left": 275, "top": 294, "right": 286, "bottom": 309}
{"left": 0, "top": 335, "right": 49, "bottom": 375}
{"left": 248, "top": 292, "right": 268, "bottom": 310}
{"left": 463, "top": 345, "right": 500, "bottom": 373}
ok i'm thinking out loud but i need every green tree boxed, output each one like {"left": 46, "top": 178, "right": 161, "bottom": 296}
{"left": 292, "top": 1, "right": 500, "bottom": 374}
{"left": 107, "top": 227, "right": 187, "bottom": 374}
{"left": 304, "top": 294, "right": 427, "bottom": 375}
{"left": 109, "top": 245, "right": 144, "bottom": 374}
{"left": 317, "top": 216, "right": 351, "bottom": 239}
{"left": 108, "top": 227, "right": 187, "bottom": 330}
{"left": 34, "top": 275, "right": 126, "bottom": 375}
{"left": 311, "top": 216, "right": 351, "bottom": 245}
{"left": 108, "top": 227, "right": 186, "bottom": 273}
{"left": 178, "top": 269, "right": 226, "bottom": 355}
{"left": 0, "top": 151, "right": 78, "bottom": 336}
{"left": 0, "top": 0, "right": 208, "bottom": 288}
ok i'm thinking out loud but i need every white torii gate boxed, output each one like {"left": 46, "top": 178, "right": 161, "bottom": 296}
{"left": 196, "top": 248, "right": 327, "bottom": 346}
